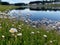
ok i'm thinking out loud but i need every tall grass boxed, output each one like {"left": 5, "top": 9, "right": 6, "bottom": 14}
{"left": 0, "top": 5, "right": 19, "bottom": 11}
{"left": 0, "top": 18, "right": 60, "bottom": 45}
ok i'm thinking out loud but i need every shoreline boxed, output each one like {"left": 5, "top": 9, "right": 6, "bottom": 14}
{"left": 0, "top": 5, "right": 19, "bottom": 11}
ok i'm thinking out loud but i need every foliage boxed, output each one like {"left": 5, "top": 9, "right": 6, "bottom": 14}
{"left": 0, "top": 5, "right": 19, "bottom": 11}
{"left": 0, "top": 2, "right": 9, "bottom": 5}
{"left": 0, "top": 18, "right": 60, "bottom": 45}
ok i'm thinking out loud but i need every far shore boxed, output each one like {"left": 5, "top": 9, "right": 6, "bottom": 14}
{"left": 0, "top": 5, "right": 20, "bottom": 11}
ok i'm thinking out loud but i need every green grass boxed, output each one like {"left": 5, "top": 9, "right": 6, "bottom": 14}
{"left": 0, "top": 18, "right": 60, "bottom": 45}
{"left": 44, "top": 4, "right": 60, "bottom": 8}
{"left": 0, "top": 5, "right": 19, "bottom": 11}
{"left": 0, "top": 4, "right": 60, "bottom": 11}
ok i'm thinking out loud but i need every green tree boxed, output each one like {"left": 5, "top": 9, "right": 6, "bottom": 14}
{"left": 0, "top": 0, "right": 1, "bottom": 2}
{"left": 0, "top": 0, "right": 1, "bottom": 4}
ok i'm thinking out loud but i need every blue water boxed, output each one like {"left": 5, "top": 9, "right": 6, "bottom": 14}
{"left": 8, "top": 9, "right": 60, "bottom": 21}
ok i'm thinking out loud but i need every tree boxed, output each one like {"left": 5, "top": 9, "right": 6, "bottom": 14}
{"left": 14, "top": 3, "right": 26, "bottom": 6}
{"left": 0, "top": 0, "right": 1, "bottom": 4}
{"left": 1, "top": 2, "right": 9, "bottom": 5}
{"left": 0, "top": 0, "right": 1, "bottom": 2}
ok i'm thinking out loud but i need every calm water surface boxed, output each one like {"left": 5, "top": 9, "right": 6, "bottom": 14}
{"left": 8, "top": 9, "right": 60, "bottom": 21}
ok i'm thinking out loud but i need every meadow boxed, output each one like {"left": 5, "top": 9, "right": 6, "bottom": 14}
{"left": 0, "top": 18, "right": 60, "bottom": 45}
{"left": 0, "top": 5, "right": 19, "bottom": 11}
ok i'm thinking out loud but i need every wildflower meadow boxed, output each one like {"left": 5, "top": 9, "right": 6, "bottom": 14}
{"left": 0, "top": 18, "right": 60, "bottom": 45}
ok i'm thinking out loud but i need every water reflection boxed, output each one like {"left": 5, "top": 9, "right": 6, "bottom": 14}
{"left": 8, "top": 8, "right": 60, "bottom": 30}
{"left": 8, "top": 8, "right": 60, "bottom": 21}
{"left": 15, "top": 7, "right": 26, "bottom": 10}
{"left": 15, "top": 7, "right": 60, "bottom": 11}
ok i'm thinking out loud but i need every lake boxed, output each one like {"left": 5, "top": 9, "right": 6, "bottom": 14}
{"left": 8, "top": 8, "right": 60, "bottom": 30}
{"left": 8, "top": 8, "right": 60, "bottom": 21}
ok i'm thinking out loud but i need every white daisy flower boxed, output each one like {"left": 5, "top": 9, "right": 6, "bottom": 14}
{"left": 17, "top": 33, "right": 22, "bottom": 36}
{"left": 46, "top": 31, "right": 49, "bottom": 33}
{"left": 19, "top": 28, "right": 21, "bottom": 30}
{"left": 32, "top": 25, "right": 36, "bottom": 28}
{"left": 53, "top": 40, "right": 56, "bottom": 42}
{"left": 31, "top": 32, "right": 35, "bottom": 34}
{"left": 50, "top": 40, "right": 53, "bottom": 43}
{"left": 37, "top": 31, "right": 40, "bottom": 33}
{"left": 2, "top": 35, "right": 5, "bottom": 38}
{"left": 43, "top": 35, "right": 47, "bottom": 38}
{"left": 12, "top": 24, "right": 14, "bottom": 26}
{"left": 12, "top": 34, "right": 15, "bottom": 36}
{"left": 9, "top": 28, "right": 18, "bottom": 33}
{"left": 18, "top": 25, "right": 22, "bottom": 27}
